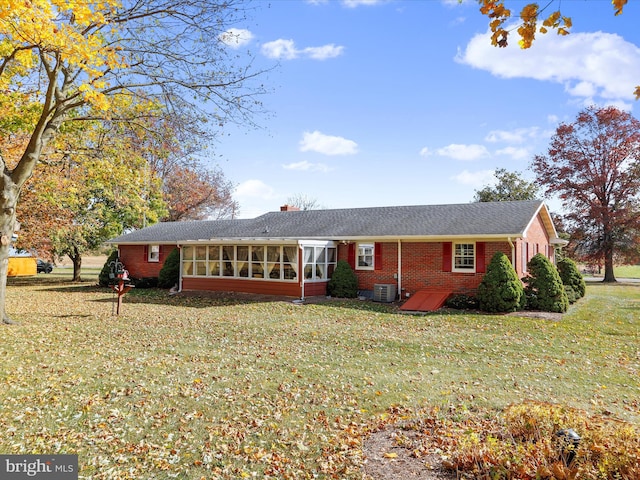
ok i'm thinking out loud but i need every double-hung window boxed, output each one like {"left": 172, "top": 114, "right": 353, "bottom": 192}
{"left": 148, "top": 245, "right": 160, "bottom": 262}
{"left": 356, "top": 243, "right": 374, "bottom": 270}
{"left": 453, "top": 243, "right": 475, "bottom": 272}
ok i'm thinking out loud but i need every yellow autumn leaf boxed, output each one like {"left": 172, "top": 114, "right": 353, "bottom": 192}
{"left": 383, "top": 452, "right": 398, "bottom": 459}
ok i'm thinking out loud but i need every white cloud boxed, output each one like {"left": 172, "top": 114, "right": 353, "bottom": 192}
{"left": 234, "top": 179, "right": 277, "bottom": 199}
{"left": 435, "top": 143, "right": 489, "bottom": 161}
{"left": 303, "top": 44, "right": 345, "bottom": 60}
{"left": 261, "top": 39, "right": 344, "bottom": 60}
{"left": 496, "top": 146, "right": 529, "bottom": 160}
{"left": 342, "top": 0, "right": 385, "bottom": 7}
{"left": 261, "top": 39, "right": 298, "bottom": 60}
{"left": 456, "top": 28, "right": 640, "bottom": 104}
{"left": 218, "top": 28, "right": 254, "bottom": 49}
{"left": 419, "top": 147, "right": 430, "bottom": 157}
{"left": 452, "top": 169, "right": 495, "bottom": 187}
{"left": 282, "top": 160, "right": 332, "bottom": 172}
{"left": 299, "top": 131, "right": 358, "bottom": 155}
{"left": 485, "top": 127, "right": 540, "bottom": 144}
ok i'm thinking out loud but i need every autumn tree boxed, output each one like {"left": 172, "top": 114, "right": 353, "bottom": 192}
{"left": 164, "top": 165, "right": 238, "bottom": 221}
{"left": 477, "top": 0, "right": 640, "bottom": 99}
{"left": 0, "top": 0, "right": 265, "bottom": 324}
{"left": 473, "top": 168, "right": 539, "bottom": 202}
{"left": 531, "top": 106, "right": 640, "bottom": 283}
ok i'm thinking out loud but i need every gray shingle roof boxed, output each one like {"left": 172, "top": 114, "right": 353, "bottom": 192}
{"left": 107, "top": 200, "right": 549, "bottom": 244}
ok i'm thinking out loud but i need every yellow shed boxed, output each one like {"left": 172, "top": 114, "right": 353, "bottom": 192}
{"left": 8, "top": 257, "right": 37, "bottom": 276}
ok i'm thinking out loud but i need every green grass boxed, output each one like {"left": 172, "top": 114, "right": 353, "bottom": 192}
{"left": 614, "top": 264, "right": 640, "bottom": 278}
{"left": 1, "top": 274, "right": 639, "bottom": 479}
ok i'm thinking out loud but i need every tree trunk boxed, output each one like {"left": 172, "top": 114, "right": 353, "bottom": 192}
{"left": 0, "top": 174, "right": 21, "bottom": 324}
{"left": 71, "top": 248, "right": 82, "bottom": 282}
{"left": 602, "top": 237, "right": 617, "bottom": 283}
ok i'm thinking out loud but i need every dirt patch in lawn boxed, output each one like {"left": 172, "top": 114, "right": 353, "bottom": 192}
{"left": 363, "top": 425, "right": 457, "bottom": 480}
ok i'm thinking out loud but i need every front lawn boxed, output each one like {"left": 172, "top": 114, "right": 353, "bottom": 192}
{"left": 1, "top": 277, "right": 638, "bottom": 478}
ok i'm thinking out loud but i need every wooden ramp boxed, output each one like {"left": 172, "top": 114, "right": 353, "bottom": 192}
{"left": 400, "top": 288, "right": 451, "bottom": 312}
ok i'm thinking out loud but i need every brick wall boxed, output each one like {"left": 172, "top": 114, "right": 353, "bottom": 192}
{"left": 118, "top": 245, "right": 176, "bottom": 279}
{"left": 514, "top": 213, "right": 552, "bottom": 277}
{"left": 338, "top": 240, "right": 521, "bottom": 298}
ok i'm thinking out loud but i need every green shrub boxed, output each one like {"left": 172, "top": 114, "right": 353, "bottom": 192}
{"left": 564, "top": 284, "right": 578, "bottom": 304}
{"left": 327, "top": 260, "right": 358, "bottom": 298}
{"left": 557, "top": 257, "right": 586, "bottom": 299}
{"left": 523, "top": 253, "right": 569, "bottom": 313}
{"left": 99, "top": 250, "right": 119, "bottom": 287}
{"left": 158, "top": 247, "right": 180, "bottom": 288}
{"left": 132, "top": 277, "right": 159, "bottom": 289}
{"left": 445, "top": 294, "right": 479, "bottom": 310}
{"left": 476, "top": 252, "right": 524, "bottom": 313}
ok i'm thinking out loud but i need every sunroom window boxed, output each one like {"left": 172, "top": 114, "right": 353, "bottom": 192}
{"left": 182, "top": 245, "right": 298, "bottom": 281}
{"left": 303, "top": 246, "right": 336, "bottom": 281}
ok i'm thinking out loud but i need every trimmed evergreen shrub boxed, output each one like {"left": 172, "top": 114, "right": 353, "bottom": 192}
{"left": 557, "top": 257, "right": 586, "bottom": 299}
{"left": 523, "top": 253, "right": 569, "bottom": 313}
{"left": 564, "top": 284, "right": 578, "bottom": 304}
{"left": 476, "top": 252, "right": 524, "bottom": 313}
{"left": 327, "top": 260, "right": 358, "bottom": 298}
{"left": 158, "top": 247, "right": 180, "bottom": 288}
{"left": 445, "top": 294, "right": 479, "bottom": 310}
{"left": 99, "top": 250, "right": 119, "bottom": 287}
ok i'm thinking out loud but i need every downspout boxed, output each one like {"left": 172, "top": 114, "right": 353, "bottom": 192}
{"left": 299, "top": 243, "right": 305, "bottom": 301}
{"left": 508, "top": 237, "right": 515, "bottom": 272}
{"left": 178, "top": 244, "right": 183, "bottom": 292}
{"left": 397, "top": 239, "right": 402, "bottom": 299}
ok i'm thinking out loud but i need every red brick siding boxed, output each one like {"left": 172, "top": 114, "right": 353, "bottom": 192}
{"left": 118, "top": 245, "right": 177, "bottom": 279}
{"left": 182, "top": 277, "right": 303, "bottom": 297}
{"left": 338, "top": 241, "right": 515, "bottom": 298}
{"left": 514, "top": 213, "right": 553, "bottom": 277}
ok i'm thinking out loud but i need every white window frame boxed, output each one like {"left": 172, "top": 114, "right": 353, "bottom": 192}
{"left": 148, "top": 244, "right": 160, "bottom": 263}
{"left": 181, "top": 244, "right": 299, "bottom": 281}
{"left": 356, "top": 243, "right": 375, "bottom": 271}
{"left": 452, "top": 242, "right": 475, "bottom": 273}
{"left": 303, "top": 243, "right": 337, "bottom": 281}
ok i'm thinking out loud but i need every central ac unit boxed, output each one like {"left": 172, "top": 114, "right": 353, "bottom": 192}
{"left": 373, "top": 283, "right": 396, "bottom": 302}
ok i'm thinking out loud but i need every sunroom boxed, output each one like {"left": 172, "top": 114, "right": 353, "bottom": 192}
{"left": 179, "top": 240, "right": 337, "bottom": 297}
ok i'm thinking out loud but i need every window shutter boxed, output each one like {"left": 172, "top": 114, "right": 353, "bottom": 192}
{"left": 442, "top": 242, "right": 452, "bottom": 272}
{"left": 374, "top": 243, "right": 382, "bottom": 271}
{"left": 476, "top": 242, "right": 486, "bottom": 273}
{"left": 158, "top": 245, "right": 164, "bottom": 262}
{"left": 347, "top": 243, "right": 355, "bottom": 269}
{"left": 143, "top": 245, "right": 148, "bottom": 262}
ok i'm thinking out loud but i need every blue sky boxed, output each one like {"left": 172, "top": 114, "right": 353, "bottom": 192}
{"left": 211, "top": 0, "right": 640, "bottom": 218}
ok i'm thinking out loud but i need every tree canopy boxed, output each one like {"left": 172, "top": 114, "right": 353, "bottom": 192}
{"left": 531, "top": 106, "right": 640, "bottom": 282}
{"left": 0, "top": 0, "right": 266, "bottom": 323}
{"left": 473, "top": 168, "right": 539, "bottom": 203}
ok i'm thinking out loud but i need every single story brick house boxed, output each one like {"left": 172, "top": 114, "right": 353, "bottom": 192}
{"left": 106, "top": 200, "right": 564, "bottom": 302}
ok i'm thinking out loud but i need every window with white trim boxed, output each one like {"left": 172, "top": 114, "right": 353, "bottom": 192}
{"left": 356, "top": 243, "right": 374, "bottom": 270}
{"left": 148, "top": 244, "right": 160, "bottom": 262}
{"left": 303, "top": 246, "right": 337, "bottom": 281}
{"left": 182, "top": 245, "right": 298, "bottom": 281}
{"left": 453, "top": 243, "right": 475, "bottom": 272}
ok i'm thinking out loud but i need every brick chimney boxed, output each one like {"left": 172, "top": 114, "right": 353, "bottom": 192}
{"left": 280, "top": 205, "right": 300, "bottom": 212}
